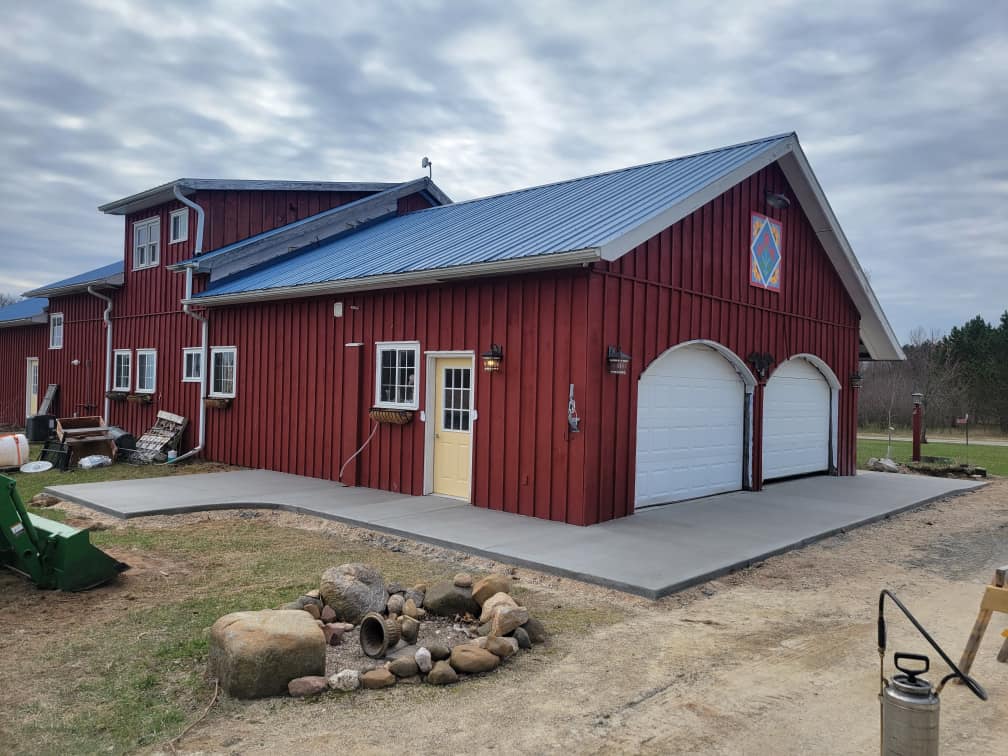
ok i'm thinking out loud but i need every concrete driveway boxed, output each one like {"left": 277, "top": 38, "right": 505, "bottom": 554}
{"left": 46, "top": 470, "right": 983, "bottom": 598}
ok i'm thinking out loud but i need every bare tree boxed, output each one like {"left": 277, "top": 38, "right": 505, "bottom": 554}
{"left": 904, "top": 328, "right": 962, "bottom": 442}
{"left": 0, "top": 292, "right": 20, "bottom": 307}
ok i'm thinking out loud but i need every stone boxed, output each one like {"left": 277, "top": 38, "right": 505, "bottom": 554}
{"left": 426, "top": 660, "right": 458, "bottom": 685}
{"left": 386, "top": 582, "right": 405, "bottom": 595}
{"left": 288, "top": 676, "right": 329, "bottom": 697}
{"left": 279, "top": 601, "right": 303, "bottom": 610}
{"left": 486, "top": 636, "right": 518, "bottom": 658}
{"left": 477, "top": 622, "right": 492, "bottom": 637}
{"left": 303, "top": 603, "right": 321, "bottom": 620}
{"left": 400, "top": 616, "right": 420, "bottom": 644}
{"left": 479, "top": 592, "right": 519, "bottom": 624}
{"left": 449, "top": 644, "right": 500, "bottom": 674}
{"left": 423, "top": 581, "right": 480, "bottom": 617}
{"left": 208, "top": 610, "right": 325, "bottom": 699}
{"left": 522, "top": 617, "right": 548, "bottom": 644}
{"left": 402, "top": 598, "right": 419, "bottom": 619}
{"left": 512, "top": 627, "right": 532, "bottom": 649}
{"left": 319, "top": 563, "right": 387, "bottom": 625}
{"left": 305, "top": 589, "right": 321, "bottom": 599}
{"left": 471, "top": 637, "right": 489, "bottom": 649}
{"left": 415, "top": 647, "right": 432, "bottom": 674}
{"left": 404, "top": 587, "right": 425, "bottom": 608}
{"left": 323, "top": 623, "right": 345, "bottom": 646}
{"left": 387, "top": 656, "right": 420, "bottom": 678}
{"left": 453, "top": 572, "right": 473, "bottom": 588}
{"left": 329, "top": 669, "right": 360, "bottom": 692}
{"left": 297, "top": 595, "right": 323, "bottom": 609}
{"left": 320, "top": 605, "right": 337, "bottom": 623}
{"left": 491, "top": 605, "right": 529, "bottom": 637}
{"left": 361, "top": 668, "right": 396, "bottom": 689}
{"left": 471, "top": 574, "right": 511, "bottom": 606}
{"left": 386, "top": 594, "right": 405, "bottom": 616}
{"left": 387, "top": 644, "right": 418, "bottom": 660}
{"left": 427, "top": 642, "right": 451, "bottom": 661}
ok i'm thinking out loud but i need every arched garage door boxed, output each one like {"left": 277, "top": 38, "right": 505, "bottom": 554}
{"left": 762, "top": 357, "right": 832, "bottom": 480}
{"left": 635, "top": 343, "right": 748, "bottom": 508}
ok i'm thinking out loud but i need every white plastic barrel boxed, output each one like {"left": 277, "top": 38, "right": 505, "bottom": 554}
{"left": 0, "top": 433, "right": 30, "bottom": 468}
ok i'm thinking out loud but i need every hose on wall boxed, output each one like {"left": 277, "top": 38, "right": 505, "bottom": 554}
{"left": 338, "top": 422, "right": 379, "bottom": 483}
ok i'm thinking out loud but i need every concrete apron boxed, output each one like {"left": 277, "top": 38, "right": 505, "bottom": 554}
{"left": 45, "top": 470, "right": 984, "bottom": 599}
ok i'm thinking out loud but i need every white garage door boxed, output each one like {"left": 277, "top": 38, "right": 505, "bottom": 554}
{"left": 762, "top": 358, "right": 831, "bottom": 479}
{"left": 635, "top": 344, "right": 745, "bottom": 508}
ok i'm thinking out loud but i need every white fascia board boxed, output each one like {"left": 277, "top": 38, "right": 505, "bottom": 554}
{"left": 24, "top": 273, "right": 125, "bottom": 299}
{"left": 183, "top": 248, "right": 600, "bottom": 307}
{"left": 0, "top": 314, "right": 48, "bottom": 328}
{"left": 597, "top": 138, "right": 796, "bottom": 262}
{"left": 775, "top": 149, "right": 905, "bottom": 361}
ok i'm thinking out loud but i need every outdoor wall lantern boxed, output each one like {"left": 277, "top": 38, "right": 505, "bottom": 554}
{"left": 481, "top": 343, "right": 504, "bottom": 373}
{"left": 850, "top": 372, "right": 863, "bottom": 389}
{"left": 606, "top": 345, "right": 631, "bottom": 375}
{"left": 747, "top": 351, "right": 775, "bottom": 380}
{"left": 912, "top": 391, "right": 924, "bottom": 406}
{"left": 765, "top": 190, "right": 791, "bottom": 210}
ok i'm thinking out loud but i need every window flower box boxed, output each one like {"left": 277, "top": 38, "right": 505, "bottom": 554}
{"left": 204, "top": 397, "right": 232, "bottom": 410}
{"left": 369, "top": 407, "right": 414, "bottom": 425}
{"left": 106, "top": 391, "right": 128, "bottom": 402}
{"left": 126, "top": 393, "right": 152, "bottom": 405}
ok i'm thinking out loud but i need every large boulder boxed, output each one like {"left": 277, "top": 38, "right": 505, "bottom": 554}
{"left": 423, "top": 581, "right": 480, "bottom": 617}
{"left": 471, "top": 574, "right": 511, "bottom": 606}
{"left": 320, "top": 563, "right": 386, "bottom": 624}
{"left": 208, "top": 610, "right": 325, "bottom": 699}
{"left": 479, "top": 592, "right": 519, "bottom": 624}
{"left": 491, "top": 605, "right": 529, "bottom": 637}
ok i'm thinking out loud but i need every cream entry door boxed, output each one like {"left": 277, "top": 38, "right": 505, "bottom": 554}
{"left": 432, "top": 357, "right": 473, "bottom": 499}
{"left": 26, "top": 357, "right": 39, "bottom": 417}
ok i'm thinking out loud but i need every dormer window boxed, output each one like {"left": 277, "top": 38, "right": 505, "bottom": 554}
{"left": 169, "top": 208, "right": 189, "bottom": 244}
{"left": 133, "top": 217, "right": 160, "bottom": 270}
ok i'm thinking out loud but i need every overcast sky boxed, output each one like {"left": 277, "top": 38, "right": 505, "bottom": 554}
{"left": 0, "top": 1, "right": 1004, "bottom": 342}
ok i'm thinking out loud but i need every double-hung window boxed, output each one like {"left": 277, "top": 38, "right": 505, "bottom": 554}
{"left": 169, "top": 208, "right": 188, "bottom": 244}
{"left": 113, "top": 350, "right": 132, "bottom": 391}
{"left": 133, "top": 217, "right": 160, "bottom": 269}
{"left": 182, "top": 348, "right": 202, "bottom": 383}
{"left": 210, "top": 347, "right": 237, "bottom": 398}
{"left": 135, "top": 349, "right": 157, "bottom": 393}
{"left": 49, "top": 313, "right": 64, "bottom": 349}
{"left": 375, "top": 342, "right": 419, "bottom": 409}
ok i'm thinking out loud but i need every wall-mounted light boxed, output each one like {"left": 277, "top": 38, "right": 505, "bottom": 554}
{"left": 747, "top": 351, "right": 775, "bottom": 380}
{"left": 765, "top": 190, "right": 791, "bottom": 210}
{"left": 606, "top": 345, "right": 631, "bottom": 375}
{"left": 71, "top": 359, "right": 81, "bottom": 366}
{"left": 850, "top": 372, "right": 863, "bottom": 389}
{"left": 481, "top": 343, "right": 503, "bottom": 373}
{"left": 912, "top": 391, "right": 924, "bottom": 406}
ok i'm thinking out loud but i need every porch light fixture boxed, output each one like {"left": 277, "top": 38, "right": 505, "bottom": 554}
{"left": 481, "top": 343, "right": 504, "bottom": 373}
{"left": 765, "top": 190, "right": 791, "bottom": 210}
{"left": 747, "top": 351, "right": 775, "bottom": 380}
{"left": 606, "top": 345, "right": 631, "bottom": 375}
{"left": 912, "top": 391, "right": 924, "bottom": 406}
{"left": 850, "top": 372, "right": 863, "bottom": 389}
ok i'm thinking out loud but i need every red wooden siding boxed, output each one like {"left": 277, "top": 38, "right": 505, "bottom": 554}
{"left": 40, "top": 294, "right": 108, "bottom": 420}
{"left": 0, "top": 325, "right": 48, "bottom": 426}
{"left": 585, "top": 164, "right": 860, "bottom": 524}
{"left": 203, "top": 270, "right": 596, "bottom": 524}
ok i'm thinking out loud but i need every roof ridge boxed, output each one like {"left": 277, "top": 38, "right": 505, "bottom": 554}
{"left": 410, "top": 132, "right": 795, "bottom": 214}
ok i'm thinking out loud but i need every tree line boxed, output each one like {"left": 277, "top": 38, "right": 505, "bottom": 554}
{"left": 858, "top": 312, "right": 1008, "bottom": 433}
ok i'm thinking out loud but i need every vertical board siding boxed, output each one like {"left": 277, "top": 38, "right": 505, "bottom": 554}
{"left": 0, "top": 325, "right": 48, "bottom": 426}
{"left": 588, "top": 163, "right": 860, "bottom": 524}
{"left": 203, "top": 270, "right": 593, "bottom": 524}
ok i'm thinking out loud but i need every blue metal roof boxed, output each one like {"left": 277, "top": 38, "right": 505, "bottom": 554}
{"left": 25, "top": 260, "right": 124, "bottom": 297}
{"left": 198, "top": 133, "right": 792, "bottom": 298}
{"left": 0, "top": 297, "right": 47, "bottom": 324}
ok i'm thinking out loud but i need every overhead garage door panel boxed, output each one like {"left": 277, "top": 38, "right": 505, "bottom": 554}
{"left": 635, "top": 345, "right": 745, "bottom": 508}
{"left": 762, "top": 358, "right": 831, "bottom": 480}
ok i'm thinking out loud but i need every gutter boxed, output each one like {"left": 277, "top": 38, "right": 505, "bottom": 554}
{"left": 173, "top": 185, "right": 209, "bottom": 463}
{"left": 183, "top": 248, "right": 601, "bottom": 307}
{"left": 86, "top": 286, "right": 113, "bottom": 421}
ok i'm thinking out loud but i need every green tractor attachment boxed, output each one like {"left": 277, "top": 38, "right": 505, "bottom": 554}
{"left": 0, "top": 474, "right": 127, "bottom": 591}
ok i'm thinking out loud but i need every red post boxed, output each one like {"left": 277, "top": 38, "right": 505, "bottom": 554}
{"left": 912, "top": 403, "right": 922, "bottom": 462}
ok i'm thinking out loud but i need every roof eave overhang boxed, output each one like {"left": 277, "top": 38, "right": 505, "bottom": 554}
{"left": 24, "top": 274, "right": 124, "bottom": 299}
{"left": 183, "top": 248, "right": 599, "bottom": 308}
{"left": 0, "top": 314, "right": 48, "bottom": 329}
{"left": 597, "top": 134, "right": 904, "bottom": 362}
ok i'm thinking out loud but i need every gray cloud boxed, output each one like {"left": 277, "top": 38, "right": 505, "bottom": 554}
{"left": 0, "top": 0, "right": 1005, "bottom": 342}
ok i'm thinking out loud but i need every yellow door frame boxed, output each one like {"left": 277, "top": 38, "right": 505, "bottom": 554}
{"left": 423, "top": 350, "right": 476, "bottom": 499}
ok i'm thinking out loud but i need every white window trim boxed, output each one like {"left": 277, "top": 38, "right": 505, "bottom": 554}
{"left": 209, "top": 346, "right": 238, "bottom": 398}
{"left": 182, "top": 347, "right": 202, "bottom": 383}
{"left": 135, "top": 348, "right": 157, "bottom": 394}
{"left": 374, "top": 340, "right": 420, "bottom": 410}
{"left": 113, "top": 349, "right": 132, "bottom": 392}
{"left": 49, "top": 312, "right": 64, "bottom": 350}
{"left": 169, "top": 208, "right": 189, "bottom": 244}
{"left": 132, "top": 216, "right": 161, "bottom": 270}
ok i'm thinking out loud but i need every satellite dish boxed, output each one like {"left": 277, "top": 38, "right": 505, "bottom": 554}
{"left": 20, "top": 460, "right": 53, "bottom": 473}
{"left": 421, "top": 157, "right": 430, "bottom": 168}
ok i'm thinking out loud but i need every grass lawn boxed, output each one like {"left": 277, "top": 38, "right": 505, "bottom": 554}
{"left": 857, "top": 438, "right": 1008, "bottom": 475}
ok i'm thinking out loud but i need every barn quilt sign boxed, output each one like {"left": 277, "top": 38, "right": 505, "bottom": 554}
{"left": 750, "top": 212, "right": 782, "bottom": 291}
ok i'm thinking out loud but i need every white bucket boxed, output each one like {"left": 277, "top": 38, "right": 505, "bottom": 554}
{"left": 0, "top": 433, "right": 30, "bottom": 468}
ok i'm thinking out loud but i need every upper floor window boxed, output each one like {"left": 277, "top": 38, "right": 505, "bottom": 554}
{"left": 210, "top": 347, "right": 237, "bottom": 398}
{"left": 136, "top": 348, "right": 157, "bottom": 393}
{"left": 133, "top": 217, "right": 160, "bottom": 270}
{"left": 169, "top": 208, "right": 189, "bottom": 244}
{"left": 374, "top": 341, "right": 419, "bottom": 409}
{"left": 49, "top": 312, "right": 64, "bottom": 349}
{"left": 182, "top": 347, "right": 202, "bottom": 383}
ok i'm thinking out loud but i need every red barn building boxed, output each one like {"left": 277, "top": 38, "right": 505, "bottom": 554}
{"left": 0, "top": 133, "right": 903, "bottom": 525}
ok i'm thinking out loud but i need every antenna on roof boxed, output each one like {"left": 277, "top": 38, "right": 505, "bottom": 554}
{"left": 421, "top": 156, "right": 432, "bottom": 180}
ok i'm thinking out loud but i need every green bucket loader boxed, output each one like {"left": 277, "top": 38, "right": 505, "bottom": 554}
{"left": 0, "top": 474, "right": 127, "bottom": 591}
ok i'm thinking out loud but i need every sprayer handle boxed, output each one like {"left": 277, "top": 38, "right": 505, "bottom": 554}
{"left": 894, "top": 652, "right": 929, "bottom": 677}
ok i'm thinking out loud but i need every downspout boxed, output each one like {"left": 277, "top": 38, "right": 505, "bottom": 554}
{"left": 173, "top": 185, "right": 208, "bottom": 462}
{"left": 86, "top": 286, "right": 113, "bottom": 421}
